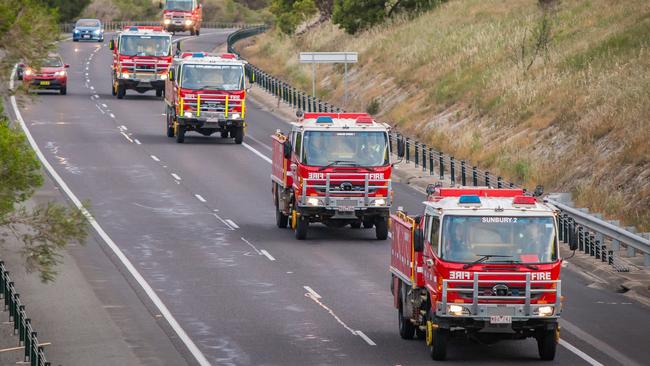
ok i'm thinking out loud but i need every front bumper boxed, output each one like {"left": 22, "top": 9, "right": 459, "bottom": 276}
{"left": 118, "top": 77, "right": 165, "bottom": 90}
{"left": 164, "top": 21, "right": 194, "bottom": 31}
{"left": 73, "top": 32, "right": 103, "bottom": 41}
{"left": 177, "top": 116, "right": 244, "bottom": 130}
{"left": 296, "top": 205, "right": 390, "bottom": 219}
{"left": 27, "top": 79, "right": 66, "bottom": 90}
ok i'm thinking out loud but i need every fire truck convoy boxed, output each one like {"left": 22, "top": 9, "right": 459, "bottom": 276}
{"left": 161, "top": 0, "right": 203, "bottom": 35}
{"left": 272, "top": 113, "right": 394, "bottom": 240}
{"left": 390, "top": 187, "right": 577, "bottom": 361}
{"left": 164, "top": 52, "right": 248, "bottom": 143}
{"left": 109, "top": 26, "right": 172, "bottom": 99}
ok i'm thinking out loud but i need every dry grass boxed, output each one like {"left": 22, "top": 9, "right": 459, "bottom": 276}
{"left": 242, "top": 0, "right": 650, "bottom": 230}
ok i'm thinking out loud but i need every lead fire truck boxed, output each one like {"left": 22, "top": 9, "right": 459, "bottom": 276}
{"left": 109, "top": 26, "right": 172, "bottom": 99}
{"left": 271, "top": 113, "right": 393, "bottom": 240}
{"left": 164, "top": 52, "right": 248, "bottom": 143}
{"left": 390, "top": 187, "right": 576, "bottom": 361}
{"left": 161, "top": 0, "right": 203, "bottom": 35}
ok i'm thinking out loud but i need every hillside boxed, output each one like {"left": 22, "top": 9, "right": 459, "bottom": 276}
{"left": 81, "top": 0, "right": 271, "bottom": 23}
{"left": 241, "top": 0, "right": 650, "bottom": 230}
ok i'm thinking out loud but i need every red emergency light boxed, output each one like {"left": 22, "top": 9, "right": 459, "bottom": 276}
{"left": 303, "top": 112, "right": 372, "bottom": 120}
{"left": 220, "top": 53, "right": 237, "bottom": 59}
{"left": 512, "top": 195, "right": 537, "bottom": 205}
{"left": 355, "top": 116, "right": 374, "bottom": 124}
{"left": 438, "top": 188, "right": 524, "bottom": 198}
{"left": 124, "top": 26, "right": 164, "bottom": 32}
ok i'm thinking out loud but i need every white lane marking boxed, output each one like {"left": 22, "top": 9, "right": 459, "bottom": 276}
{"left": 213, "top": 213, "right": 235, "bottom": 230}
{"left": 355, "top": 331, "right": 376, "bottom": 346}
{"left": 9, "top": 65, "right": 211, "bottom": 366}
{"left": 109, "top": 113, "right": 115, "bottom": 119}
{"left": 90, "top": 86, "right": 94, "bottom": 90}
{"left": 120, "top": 132, "right": 133, "bottom": 143}
{"left": 150, "top": 155, "right": 160, "bottom": 162}
{"left": 102, "top": 103, "right": 107, "bottom": 108}
{"left": 171, "top": 173, "right": 181, "bottom": 181}
{"left": 241, "top": 237, "right": 261, "bottom": 255}
{"left": 260, "top": 250, "right": 275, "bottom": 261}
{"left": 242, "top": 142, "right": 272, "bottom": 164}
{"left": 303, "top": 286, "right": 321, "bottom": 299}
{"left": 119, "top": 125, "right": 128, "bottom": 131}
{"left": 94, "top": 94, "right": 99, "bottom": 99}
{"left": 134, "top": 139, "right": 141, "bottom": 145}
{"left": 225, "top": 219, "right": 239, "bottom": 229}
{"left": 246, "top": 134, "right": 272, "bottom": 151}
{"left": 560, "top": 319, "right": 638, "bottom": 366}
{"left": 95, "top": 105, "right": 105, "bottom": 114}
{"left": 559, "top": 340, "right": 604, "bottom": 366}
{"left": 194, "top": 194, "right": 206, "bottom": 202}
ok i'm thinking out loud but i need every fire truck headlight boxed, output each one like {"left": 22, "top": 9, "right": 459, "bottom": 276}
{"left": 160, "top": 73, "right": 167, "bottom": 80}
{"left": 306, "top": 197, "right": 321, "bottom": 206}
{"left": 185, "top": 112, "right": 193, "bottom": 118}
{"left": 231, "top": 113, "right": 241, "bottom": 120}
{"left": 447, "top": 304, "right": 470, "bottom": 316}
{"left": 164, "top": 19, "right": 172, "bottom": 25}
{"left": 185, "top": 20, "right": 193, "bottom": 26}
{"left": 372, "top": 198, "right": 386, "bottom": 206}
{"left": 122, "top": 72, "right": 130, "bottom": 79}
{"left": 535, "top": 306, "right": 554, "bottom": 317}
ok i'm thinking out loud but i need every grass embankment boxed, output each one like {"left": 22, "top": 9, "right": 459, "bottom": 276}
{"left": 82, "top": 0, "right": 271, "bottom": 23}
{"left": 241, "top": 0, "right": 650, "bottom": 230}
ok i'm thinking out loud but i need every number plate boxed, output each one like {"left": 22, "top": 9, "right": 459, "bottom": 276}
{"left": 490, "top": 315, "right": 512, "bottom": 324}
{"left": 40, "top": 81, "right": 50, "bottom": 86}
{"left": 83, "top": 34, "right": 90, "bottom": 38}
{"left": 203, "top": 122, "right": 218, "bottom": 128}
{"left": 206, "top": 118, "right": 220, "bottom": 123}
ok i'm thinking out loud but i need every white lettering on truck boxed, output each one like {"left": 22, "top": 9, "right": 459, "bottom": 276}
{"left": 449, "top": 271, "right": 471, "bottom": 280}
{"left": 531, "top": 272, "right": 551, "bottom": 281}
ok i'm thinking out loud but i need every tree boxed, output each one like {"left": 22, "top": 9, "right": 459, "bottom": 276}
{"left": 332, "top": 0, "right": 446, "bottom": 34}
{"left": 0, "top": 0, "right": 88, "bottom": 282}
{"left": 270, "top": 0, "right": 318, "bottom": 34}
{"left": 39, "top": 0, "right": 92, "bottom": 22}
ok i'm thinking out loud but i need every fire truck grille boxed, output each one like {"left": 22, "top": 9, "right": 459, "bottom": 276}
{"left": 455, "top": 286, "right": 543, "bottom": 301}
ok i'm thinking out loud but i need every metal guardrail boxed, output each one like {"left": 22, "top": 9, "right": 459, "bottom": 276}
{"left": 0, "top": 261, "right": 50, "bottom": 366}
{"left": 60, "top": 21, "right": 263, "bottom": 33}
{"left": 228, "top": 27, "right": 650, "bottom": 269}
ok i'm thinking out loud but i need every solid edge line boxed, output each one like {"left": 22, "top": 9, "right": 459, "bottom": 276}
{"left": 260, "top": 249, "right": 275, "bottom": 261}
{"left": 303, "top": 286, "right": 321, "bottom": 299}
{"left": 355, "top": 330, "right": 377, "bottom": 346}
{"left": 171, "top": 173, "right": 181, "bottom": 180}
{"left": 225, "top": 219, "right": 239, "bottom": 229}
{"left": 194, "top": 194, "right": 206, "bottom": 203}
{"left": 559, "top": 339, "right": 604, "bottom": 366}
{"left": 242, "top": 142, "right": 272, "bottom": 164}
{"left": 9, "top": 66, "right": 211, "bottom": 366}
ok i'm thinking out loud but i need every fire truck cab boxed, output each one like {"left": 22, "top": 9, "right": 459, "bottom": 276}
{"left": 164, "top": 52, "right": 248, "bottom": 143}
{"left": 272, "top": 113, "right": 393, "bottom": 240}
{"left": 109, "top": 26, "right": 172, "bottom": 99}
{"left": 161, "top": 0, "right": 203, "bottom": 35}
{"left": 390, "top": 187, "right": 573, "bottom": 361}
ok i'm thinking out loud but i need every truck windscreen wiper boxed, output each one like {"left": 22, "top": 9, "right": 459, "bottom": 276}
{"left": 488, "top": 260, "right": 539, "bottom": 270}
{"left": 463, "top": 254, "right": 513, "bottom": 269}
{"left": 318, "top": 160, "right": 358, "bottom": 171}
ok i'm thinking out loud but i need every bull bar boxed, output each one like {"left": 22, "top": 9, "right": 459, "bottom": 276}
{"left": 299, "top": 172, "right": 392, "bottom": 209}
{"left": 436, "top": 271, "right": 562, "bottom": 320}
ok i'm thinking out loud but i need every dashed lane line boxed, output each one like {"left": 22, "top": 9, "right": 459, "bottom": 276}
{"left": 120, "top": 132, "right": 133, "bottom": 143}
{"left": 225, "top": 219, "right": 239, "bottom": 229}
{"left": 303, "top": 286, "right": 321, "bottom": 299}
{"left": 171, "top": 173, "right": 181, "bottom": 181}
{"left": 150, "top": 155, "right": 160, "bottom": 162}
{"left": 355, "top": 331, "right": 376, "bottom": 346}
{"left": 260, "top": 250, "right": 276, "bottom": 261}
{"left": 194, "top": 194, "right": 207, "bottom": 203}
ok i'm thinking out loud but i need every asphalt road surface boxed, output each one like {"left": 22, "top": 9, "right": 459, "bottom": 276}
{"left": 12, "top": 29, "right": 650, "bottom": 366}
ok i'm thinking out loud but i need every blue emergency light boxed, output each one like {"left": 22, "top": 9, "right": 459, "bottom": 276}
{"left": 458, "top": 195, "right": 481, "bottom": 204}
{"left": 315, "top": 116, "right": 333, "bottom": 123}
{"left": 129, "top": 27, "right": 139, "bottom": 31}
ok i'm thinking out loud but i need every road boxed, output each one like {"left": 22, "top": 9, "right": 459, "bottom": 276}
{"left": 12, "top": 29, "right": 650, "bottom": 365}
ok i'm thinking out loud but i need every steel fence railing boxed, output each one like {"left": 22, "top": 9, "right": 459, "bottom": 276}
{"left": 226, "top": 26, "right": 650, "bottom": 270}
{"left": 60, "top": 21, "right": 263, "bottom": 33}
{"left": 1, "top": 261, "right": 50, "bottom": 366}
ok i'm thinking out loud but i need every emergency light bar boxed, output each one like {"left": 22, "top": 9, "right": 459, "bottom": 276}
{"left": 513, "top": 196, "right": 537, "bottom": 205}
{"left": 458, "top": 195, "right": 481, "bottom": 205}
{"left": 355, "top": 116, "right": 373, "bottom": 124}
{"left": 316, "top": 116, "right": 333, "bottom": 123}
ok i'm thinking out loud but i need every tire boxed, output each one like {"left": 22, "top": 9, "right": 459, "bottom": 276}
{"left": 426, "top": 311, "right": 449, "bottom": 361}
{"left": 220, "top": 131, "right": 229, "bottom": 138}
{"left": 295, "top": 215, "right": 308, "bottom": 240}
{"left": 73, "top": 39, "right": 79, "bottom": 42}
{"left": 156, "top": 88, "right": 163, "bottom": 98}
{"left": 398, "top": 300, "right": 415, "bottom": 340}
{"left": 363, "top": 219, "right": 374, "bottom": 229}
{"left": 275, "top": 188, "right": 289, "bottom": 229}
{"left": 59, "top": 87, "right": 67, "bottom": 95}
{"left": 375, "top": 217, "right": 388, "bottom": 240}
{"left": 166, "top": 108, "right": 174, "bottom": 138}
{"left": 190, "top": 29, "right": 196, "bottom": 36}
{"left": 196, "top": 28, "right": 200, "bottom": 36}
{"left": 233, "top": 126, "right": 244, "bottom": 144}
{"left": 350, "top": 222, "right": 361, "bottom": 229}
{"left": 116, "top": 84, "right": 125, "bottom": 99}
{"left": 537, "top": 329, "right": 558, "bottom": 361}
{"left": 175, "top": 124, "right": 185, "bottom": 143}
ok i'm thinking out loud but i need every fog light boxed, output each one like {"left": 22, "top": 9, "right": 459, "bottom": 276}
{"left": 160, "top": 73, "right": 167, "bottom": 80}
{"left": 122, "top": 72, "right": 130, "bottom": 79}
{"left": 231, "top": 113, "right": 241, "bottom": 119}
{"left": 185, "top": 20, "right": 193, "bottom": 26}
{"left": 373, "top": 198, "right": 386, "bottom": 206}
{"left": 447, "top": 304, "right": 469, "bottom": 316}
{"left": 536, "top": 306, "right": 554, "bottom": 317}
{"left": 164, "top": 19, "right": 171, "bottom": 25}
{"left": 307, "top": 197, "right": 320, "bottom": 206}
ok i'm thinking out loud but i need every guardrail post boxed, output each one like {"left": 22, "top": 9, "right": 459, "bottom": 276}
{"left": 30, "top": 332, "right": 37, "bottom": 364}
{"left": 439, "top": 153, "right": 445, "bottom": 180}
{"left": 472, "top": 167, "right": 478, "bottom": 186}
{"left": 414, "top": 142, "right": 419, "bottom": 167}
{"left": 484, "top": 171, "right": 490, "bottom": 187}
{"left": 497, "top": 176, "right": 503, "bottom": 188}
{"left": 421, "top": 145, "right": 426, "bottom": 171}
{"left": 429, "top": 149, "right": 434, "bottom": 176}
{"left": 589, "top": 233, "right": 595, "bottom": 256}
{"left": 578, "top": 226, "right": 584, "bottom": 251}
{"left": 23, "top": 318, "right": 31, "bottom": 360}
{"left": 405, "top": 138, "right": 410, "bottom": 163}
{"left": 461, "top": 161, "right": 466, "bottom": 186}
{"left": 450, "top": 157, "right": 456, "bottom": 186}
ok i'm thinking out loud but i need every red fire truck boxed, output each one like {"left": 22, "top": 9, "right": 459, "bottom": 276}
{"left": 109, "top": 26, "right": 172, "bottom": 99}
{"left": 390, "top": 187, "right": 576, "bottom": 361}
{"left": 161, "top": 0, "right": 203, "bottom": 35}
{"left": 164, "top": 52, "right": 248, "bottom": 143}
{"left": 271, "top": 113, "right": 394, "bottom": 240}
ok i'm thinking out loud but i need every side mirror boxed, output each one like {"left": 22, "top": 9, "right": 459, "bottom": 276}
{"left": 283, "top": 141, "right": 292, "bottom": 159}
{"left": 64, "top": 64, "right": 70, "bottom": 68}
{"left": 396, "top": 138, "right": 405, "bottom": 158}
{"left": 168, "top": 69, "right": 174, "bottom": 82}
{"left": 568, "top": 227, "right": 579, "bottom": 251}
{"left": 426, "top": 184, "right": 436, "bottom": 196}
{"left": 108, "top": 40, "right": 115, "bottom": 50}
{"left": 414, "top": 228, "right": 424, "bottom": 253}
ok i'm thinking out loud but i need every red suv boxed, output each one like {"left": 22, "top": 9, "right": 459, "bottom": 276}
{"left": 22, "top": 55, "right": 69, "bottom": 95}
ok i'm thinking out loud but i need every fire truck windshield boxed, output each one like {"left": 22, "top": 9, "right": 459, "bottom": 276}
{"left": 119, "top": 35, "right": 171, "bottom": 57}
{"left": 165, "top": 0, "right": 194, "bottom": 11}
{"left": 181, "top": 64, "right": 244, "bottom": 91}
{"left": 440, "top": 216, "right": 557, "bottom": 264}
{"left": 302, "top": 131, "right": 389, "bottom": 167}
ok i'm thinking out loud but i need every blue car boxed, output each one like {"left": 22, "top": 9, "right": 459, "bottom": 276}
{"left": 72, "top": 19, "right": 104, "bottom": 42}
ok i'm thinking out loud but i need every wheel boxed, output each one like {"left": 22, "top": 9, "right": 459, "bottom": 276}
{"left": 59, "top": 86, "right": 67, "bottom": 95}
{"left": 426, "top": 311, "right": 449, "bottom": 361}
{"left": 73, "top": 38, "right": 79, "bottom": 42}
{"left": 375, "top": 217, "right": 388, "bottom": 240}
{"left": 537, "top": 328, "right": 558, "bottom": 361}
{"left": 398, "top": 299, "right": 415, "bottom": 340}
{"left": 233, "top": 126, "right": 244, "bottom": 144}
{"left": 362, "top": 219, "right": 374, "bottom": 229}
{"left": 195, "top": 28, "right": 200, "bottom": 36}
{"left": 175, "top": 124, "right": 185, "bottom": 143}
{"left": 295, "top": 215, "right": 308, "bottom": 240}
{"left": 116, "top": 84, "right": 125, "bottom": 99}
{"left": 350, "top": 222, "right": 361, "bottom": 229}
{"left": 220, "top": 131, "right": 229, "bottom": 138}
{"left": 156, "top": 88, "right": 163, "bottom": 98}
{"left": 166, "top": 108, "right": 174, "bottom": 138}
{"left": 275, "top": 187, "right": 289, "bottom": 229}
{"left": 190, "top": 29, "right": 196, "bottom": 36}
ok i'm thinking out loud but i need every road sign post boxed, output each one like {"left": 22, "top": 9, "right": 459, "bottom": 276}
{"left": 299, "top": 52, "right": 358, "bottom": 108}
